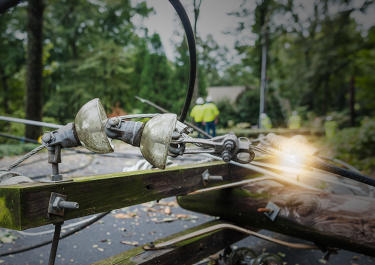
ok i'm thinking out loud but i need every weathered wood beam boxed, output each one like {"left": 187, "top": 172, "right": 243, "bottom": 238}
{"left": 177, "top": 179, "right": 375, "bottom": 257}
{"left": 91, "top": 220, "right": 254, "bottom": 265}
{"left": 0, "top": 160, "right": 269, "bottom": 230}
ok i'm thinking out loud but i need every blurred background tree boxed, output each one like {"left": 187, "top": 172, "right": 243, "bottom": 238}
{"left": 0, "top": 0, "right": 374, "bottom": 141}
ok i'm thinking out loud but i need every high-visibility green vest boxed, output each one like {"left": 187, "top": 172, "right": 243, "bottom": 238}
{"left": 190, "top": 105, "right": 204, "bottom": 122}
{"left": 202, "top": 103, "right": 219, "bottom": 122}
{"left": 324, "top": 121, "right": 338, "bottom": 139}
{"left": 289, "top": 115, "right": 302, "bottom": 129}
{"left": 261, "top": 117, "right": 272, "bottom": 129}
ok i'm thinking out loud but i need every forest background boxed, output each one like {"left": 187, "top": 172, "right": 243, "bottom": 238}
{"left": 1, "top": 0, "right": 375, "bottom": 172}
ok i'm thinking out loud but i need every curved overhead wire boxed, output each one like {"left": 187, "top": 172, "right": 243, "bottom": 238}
{"left": 168, "top": 0, "right": 197, "bottom": 123}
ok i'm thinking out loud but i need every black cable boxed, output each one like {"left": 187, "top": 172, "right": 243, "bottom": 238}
{"left": 169, "top": 0, "right": 197, "bottom": 123}
{"left": 318, "top": 155, "right": 362, "bottom": 173}
{"left": 0, "top": 212, "right": 111, "bottom": 257}
{"left": 0, "top": 132, "right": 40, "bottom": 144}
{"left": 0, "top": 0, "right": 23, "bottom": 15}
{"left": 298, "top": 156, "right": 375, "bottom": 188}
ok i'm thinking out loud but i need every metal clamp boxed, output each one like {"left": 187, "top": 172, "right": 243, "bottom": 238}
{"left": 263, "top": 201, "right": 280, "bottom": 221}
{"left": 202, "top": 169, "right": 223, "bottom": 187}
{"left": 48, "top": 192, "right": 79, "bottom": 216}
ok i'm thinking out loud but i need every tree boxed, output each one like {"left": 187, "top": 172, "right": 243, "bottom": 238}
{"left": 0, "top": 7, "right": 27, "bottom": 133}
{"left": 192, "top": 0, "right": 203, "bottom": 104}
{"left": 138, "top": 33, "right": 177, "bottom": 113}
{"left": 43, "top": 0, "right": 153, "bottom": 123}
{"left": 25, "top": 0, "right": 44, "bottom": 139}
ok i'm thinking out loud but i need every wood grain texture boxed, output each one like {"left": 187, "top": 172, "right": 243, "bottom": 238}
{"left": 91, "top": 220, "right": 253, "bottom": 265}
{"left": 0, "top": 160, "right": 267, "bottom": 230}
{"left": 178, "top": 179, "right": 375, "bottom": 257}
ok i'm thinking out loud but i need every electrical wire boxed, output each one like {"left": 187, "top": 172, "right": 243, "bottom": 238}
{"left": 0, "top": 212, "right": 111, "bottom": 257}
{"left": 143, "top": 224, "right": 319, "bottom": 250}
{"left": 168, "top": 0, "right": 196, "bottom": 123}
{"left": 297, "top": 156, "right": 375, "bottom": 188}
{"left": 318, "top": 155, "right": 362, "bottom": 174}
{"left": 200, "top": 153, "right": 320, "bottom": 191}
{"left": 0, "top": 0, "right": 25, "bottom": 15}
{"left": 16, "top": 216, "right": 98, "bottom": 236}
{"left": 250, "top": 161, "right": 368, "bottom": 194}
{"left": 0, "top": 132, "right": 40, "bottom": 144}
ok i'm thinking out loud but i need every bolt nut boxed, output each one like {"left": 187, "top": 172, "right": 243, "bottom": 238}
{"left": 225, "top": 142, "right": 234, "bottom": 151}
{"left": 41, "top": 133, "right": 52, "bottom": 143}
{"left": 108, "top": 117, "right": 120, "bottom": 126}
{"left": 221, "top": 151, "right": 232, "bottom": 163}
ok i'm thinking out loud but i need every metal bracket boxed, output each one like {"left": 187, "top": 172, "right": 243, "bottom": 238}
{"left": 48, "top": 192, "right": 67, "bottom": 216}
{"left": 48, "top": 192, "right": 79, "bottom": 216}
{"left": 202, "top": 169, "right": 223, "bottom": 187}
{"left": 264, "top": 201, "right": 280, "bottom": 221}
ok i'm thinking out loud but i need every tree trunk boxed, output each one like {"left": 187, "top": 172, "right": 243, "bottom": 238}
{"left": 25, "top": 0, "right": 44, "bottom": 139}
{"left": 178, "top": 179, "right": 375, "bottom": 257}
{"left": 192, "top": 0, "right": 202, "bottom": 106}
{"left": 349, "top": 75, "right": 355, "bottom": 127}
{"left": 0, "top": 66, "right": 10, "bottom": 132}
{"left": 322, "top": 74, "right": 329, "bottom": 115}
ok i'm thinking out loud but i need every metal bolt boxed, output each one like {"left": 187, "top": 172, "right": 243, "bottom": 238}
{"left": 41, "top": 133, "right": 52, "bottom": 143}
{"left": 225, "top": 142, "right": 234, "bottom": 151}
{"left": 58, "top": 200, "right": 79, "bottom": 209}
{"left": 208, "top": 175, "right": 223, "bottom": 181}
{"left": 221, "top": 151, "right": 232, "bottom": 163}
{"left": 52, "top": 197, "right": 79, "bottom": 210}
{"left": 258, "top": 208, "right": 273, "bottom": 213}
{"left": 108, "top": 117, "right": 120, "bottom": 126}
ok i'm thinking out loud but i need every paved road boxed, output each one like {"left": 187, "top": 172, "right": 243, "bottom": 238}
{"left": 0, "top": 144, "right": 373, "bottom": 265}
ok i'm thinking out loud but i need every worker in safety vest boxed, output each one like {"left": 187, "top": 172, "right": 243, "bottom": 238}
{"left": 260, "top": 113, "right": 272, "bottom": 129}
{"left": 324, "top": 116, "right": 338, "bottom": 139}
{"left": 202, "top": 96, "right": 219, "bottom": 138}
{"left": 288, "top": 111, "right": 302, "bottom": 130}
{"left": 190, "top": 97, "right": 205, "bottom": 138}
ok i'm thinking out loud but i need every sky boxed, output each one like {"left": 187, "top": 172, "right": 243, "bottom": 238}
{"left": 132, "top": 0, "right": 245, "bottom": 61}
{"left": 132, "top": 0, "right": 375, "bottom": 62}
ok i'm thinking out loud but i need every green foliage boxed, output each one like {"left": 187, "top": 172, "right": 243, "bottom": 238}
{"left": 216, "top": 87, "right": 285, "bottom": 128}
{"left": 0, "top": 143, "right": 40, "bottom": 158}
{"left": 0, "top": 6, "right": 27, "bottom": 118}
{"left": 216, "top": 99, "right": 238, "bottom": 128}
{"left": 329, "top": 117, "right": 375, "bottom": 173}
{"left": 138, "top": 33, "right": 178, "bottom": 114}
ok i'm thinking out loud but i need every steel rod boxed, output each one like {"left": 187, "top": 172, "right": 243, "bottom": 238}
{"left": 0, "top": 116, "right": 62, "bottom": 129}
{"left": 48, "top": 222, "right": 63, "bottom": 265}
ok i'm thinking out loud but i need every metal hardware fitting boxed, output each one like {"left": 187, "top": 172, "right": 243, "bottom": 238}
{"left": 263, "top": 201, "right": 280, "bottom": 221}
{"left": 169, "top": 133, "right": 255, "bottom": 164}
{"left": 202, "top": 169, "right": 223, "bottom": 187}
{"left": 48, "top": 192, "right": 79, "bottom": 216}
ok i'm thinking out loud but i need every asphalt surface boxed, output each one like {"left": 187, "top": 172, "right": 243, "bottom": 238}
{"left": 0, "top": 144, "right": 373, "bottom": 265}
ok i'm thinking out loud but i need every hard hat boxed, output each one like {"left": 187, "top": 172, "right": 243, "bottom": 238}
{"left": 260, "top": 113, "right": 267, "bottom": 120}
{"left": 292, "top": 111, "right": 298, "bottom": 115}
{"left": 196, "top": 97, "right": 204, "bottom": 105}
{"left": 206, "top": 96, "right": 213, "bottom": 103}
{"left": 326, "top": 116, "right": 332, "bottom": 121}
